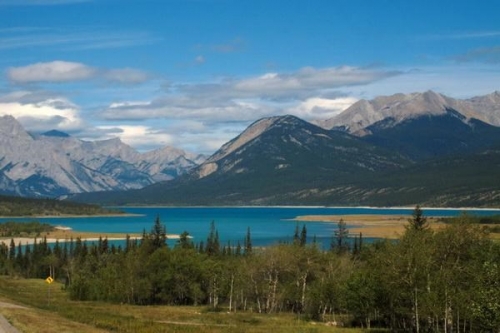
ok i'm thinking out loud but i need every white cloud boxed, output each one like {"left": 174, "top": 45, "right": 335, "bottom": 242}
{"left": 288, "top": 97, "right": 358, "bottom": 120}
{"left": 90, "top": 65, "right": 401, "bottom": 153}
{"left": 7, "top": 61, "right": 150, "bottom": 84}
{"left": 180, "top": 66, "right": 400, "bottom": 100}
{"left": 100, "top": 66, "right": 396, "bottom": 124}
{"left": 93, "top": 125, "right": 174, "bottom": 151}
{"left": 101, "top": 98, "right": 277, "bottom": 124}
{"left": 0, "top": 93, "right": 84, "bottom": 131}
{"left": 233, "top": 66, "right": 398, "bottom": 94}
{"left": 7, "top": 61, "right": 95, "bottom": 83}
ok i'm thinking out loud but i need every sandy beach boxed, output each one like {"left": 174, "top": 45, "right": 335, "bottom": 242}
{"left": 294, "top": 214, "right": 446, "bottom": 239}
{"left": 0, "top": 231, "right": 182, "bottom": 246}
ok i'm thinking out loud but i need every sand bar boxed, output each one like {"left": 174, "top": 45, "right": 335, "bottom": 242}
{"left": 0, "top": 228, "right": 181, "bottom": 246}
{"left": 294, "top": 214, "right": 445, "bottom": 239}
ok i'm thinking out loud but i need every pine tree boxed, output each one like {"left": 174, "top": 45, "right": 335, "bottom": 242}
{"left": 300, "top": 224, "right": 307, "bottom": 247}
{"left": 206, "top": 221, "right": 220, "bottom": 256}
{"left": 8, "top": 239, "right": 15, "bottom": 260}
{"left": 244, "top": 227, "right": 252, "bottom": 255}
{"left": 293, "top": 224, "right": 300, "bottom": 245}
{"left": 235, "top": 241, "right": 242, "bottom": 256}
{"left": 408, "top": 205, "right": 428, "bottom": 231}
{"left": 334, "top": 219, "right": 349, "bottom": 254}
{"left": 150, "top": 215, "right": 167, "bottom": 249}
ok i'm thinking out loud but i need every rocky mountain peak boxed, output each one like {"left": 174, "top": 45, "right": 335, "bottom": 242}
{"left": 0, "top": 116, "right": 204, "bottom": 197}
{"left": 0, "top": 115, "right": 31, "bottom": 139}
{"left": 319, "top": 91, "right": 500, "bottom": 135}
{"left": 206, "top": 116, "right": 282, "bottom": 164}
{"left": 196, "top": 115, "right": 303, "bottom": 179}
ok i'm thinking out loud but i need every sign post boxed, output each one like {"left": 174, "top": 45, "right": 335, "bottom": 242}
{"left": 45, "top": 276, "right": 53, "bottom": 306}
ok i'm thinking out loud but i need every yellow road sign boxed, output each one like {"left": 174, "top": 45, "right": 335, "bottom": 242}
{"left": 45, "top": 276, "right": 54, "bottom": 284}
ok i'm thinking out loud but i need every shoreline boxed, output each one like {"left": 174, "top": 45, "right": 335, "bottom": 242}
{"left": 0, "top": 233, "right": 182, "bottom": 246}
{"left": 0, "top": 213, "right": 144, "bottom": 219}
{"left": 106, "top": 205, "right": 500, "bottom": 210}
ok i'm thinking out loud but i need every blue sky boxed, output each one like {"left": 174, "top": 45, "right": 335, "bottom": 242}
{"left": 1, "top": 0, "right": 499, "bottom": 154}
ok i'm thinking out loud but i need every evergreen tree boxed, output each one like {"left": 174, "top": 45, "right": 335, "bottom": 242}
{"left": 235, "top": 241, "right": 242, "bottom": 256}
{"left": 176, "top": 231, "right": 193, "bottom": 249}
{"left": 206, "top": 221, "right": 220, "bottom": 256}
{"left": 150, "top": 215, "right": 167, "bottom": 249}
{"left": 9, "top": 239, "right": 15, "bottom": 260}
{"left": 293, "top": 224, "right": 300, "bottom": 245}
{"left": 333, "top": 219, "right": 349, "bottom": 254}
{"left": 408, "top": 205, "right": 428, "bottom": 231}
{"left": 300, "top": 224, "right": 307, "bottom": 247}
{"left": 244, "top": 227, "right": 252, "bottom": 255}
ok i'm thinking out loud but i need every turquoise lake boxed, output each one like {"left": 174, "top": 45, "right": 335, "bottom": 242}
{"left": 2, "top": 206, "right": 499, "bottom": 248}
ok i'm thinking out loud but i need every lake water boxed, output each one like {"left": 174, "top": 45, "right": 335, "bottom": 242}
{"left": 1, "top": 206, "right": 499, "bottom": 248}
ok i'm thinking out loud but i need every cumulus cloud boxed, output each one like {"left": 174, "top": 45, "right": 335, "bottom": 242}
{"left": 7, "top": 61, "right": 150, "bottom": 84}
{"left": 93, "top": 65, "right": 399, "bottom": 153}
{"left": 93, "top": 125, "right": 174, "bottom": 151}
{"left": 234, "top": 66, "right": 398, "bottom": 95}
{"left": 101, "top": 66, "right": 396, "bottom": 123}
{"left": 0, "top": 91, "right": 84, "bottom": 131}
{"left": 179, "top": 66, "right": 400, "bottom": 101}
{"left": 102, "top": 97, "right": 277, "bottom": 124}
{"left": 288, "top": 97, "right": 358, "bottom": 120}
{"left": 0, "top": 65, "right": 400, "bottom": 154}
{"left": 7, "top": 61, "right": 95, "bottom": 83}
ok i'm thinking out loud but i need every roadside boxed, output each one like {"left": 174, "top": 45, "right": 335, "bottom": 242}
{"left": 0, "top": 302, "right": 27, "bottom": 333}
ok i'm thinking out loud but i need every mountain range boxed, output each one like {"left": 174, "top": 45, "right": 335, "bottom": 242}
{"left": 69, "top": 91, "right": 500, "bottom": 207}
{"left": 0, "top": 115, "right": 205, "bottom": 197}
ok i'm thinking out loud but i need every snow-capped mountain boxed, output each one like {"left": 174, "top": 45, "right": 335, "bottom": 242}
{"left": 0, "top": 115, "right": 205, "bottom": 197}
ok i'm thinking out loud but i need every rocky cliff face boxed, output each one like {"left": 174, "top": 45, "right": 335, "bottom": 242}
{"left": 0, "top": 115, "right": 205, "bottom": 197}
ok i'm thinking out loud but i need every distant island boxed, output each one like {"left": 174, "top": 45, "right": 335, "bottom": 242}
{"left": 0, "top": 194, "right": 123, "bottom": 217}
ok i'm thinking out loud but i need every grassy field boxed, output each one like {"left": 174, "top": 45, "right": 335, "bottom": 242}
{"left": 0, "top": 277, "right": 382, "bottom": 333}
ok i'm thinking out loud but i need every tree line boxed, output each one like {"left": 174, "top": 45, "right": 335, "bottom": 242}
{"left": 0, "top": 208, "right": 499, "bottom": 332}
{"left": 0, "top": 194, "right": 122, "bottom": 216}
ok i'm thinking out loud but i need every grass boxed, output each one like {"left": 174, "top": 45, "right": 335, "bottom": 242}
{"left": 0, "top": 277, "right": 381, "bottom": 333}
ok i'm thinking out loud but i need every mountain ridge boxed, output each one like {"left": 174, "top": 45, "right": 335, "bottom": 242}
{"left": 317, "top": 91, "right": 500, "bottom": 135}
{"left": 0, "top": 115, "right": 205, "bottom": 197}
{"left": 68, "top": 90, "right": 500, "bottom": 207}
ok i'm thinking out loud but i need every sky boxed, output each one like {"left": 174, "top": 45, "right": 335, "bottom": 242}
{"left": 1, "top": 0, "right": 499, "bottom": 154}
